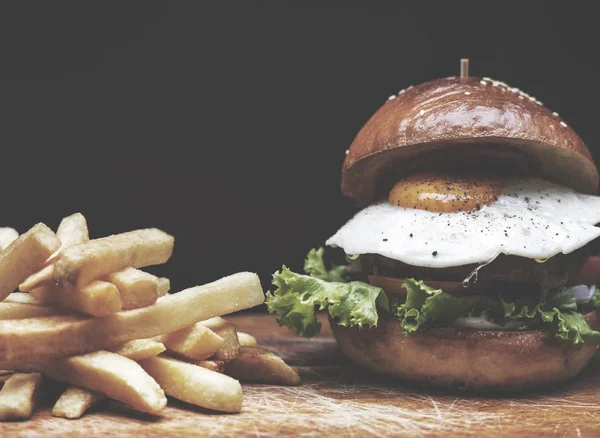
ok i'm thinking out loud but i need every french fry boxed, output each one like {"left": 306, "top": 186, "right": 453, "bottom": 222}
{"left": 26, "top": 351, "right": 166, "bottom": 414}
{"left": 0, "top": 223, "right": 61, "bottom": 302}
{"left": 0, "top": 228, "right": 18, "bottom": 252}
{"left": 19, "top": 265, "right": 54, "bottom": 292}
{"left": 4, "top": 293, "right": 42, "bottom": 305}
{"left": 200, "top": 317, "right": 240, "bottom": 361}
{"left": 54, "top": 228, "right": 174, "bottom": 288}
{"left": 224, "top": 346, "right": 301, "bottom": 386}
{"left": 140, "top": 355, "right": 242, "bottom": 413}
{"left": 30, "top": 281, "right": 122, "bottom": 317}
{"left": 196, "top": 360, "right": 225, "bottom": 373}
{"left": 157, "top": 277, "right": 170, "bottom": 297}
{"left": 46, "top": 339, "right": 165, "bottom": 419}
{"left": 50, "top": 336, "right": 163, "bottom": 420}
{"left": 0, "top": 373, "right": 43, "bottom": 421}
{"left": 110, "top": 339, "right": 166, "bottom": 361}
{"left": 159, "top": 323, "right": 224, "bottom": 361}
{"left": 1, "top": 293, "right": 69, "bottom": 319}
{"left": 20, "top": 213, "right": 90, "bottom": 292}
{"left": 56, "top": 213, "right": 89, "bottom": 249}
{"left": 0, "top": 272, "right": 264, "bottom": 362}
{"left": 0, "top": 302, "right": 69, "bottom": 320}
{"left": 238, "top": 332, "right": 257, "bottom": 347}
{"left": 106, "top": 268, "right": 159, "bottom": 310}
{"left": 52, "top": 386, "right": 104, "bottom": 419}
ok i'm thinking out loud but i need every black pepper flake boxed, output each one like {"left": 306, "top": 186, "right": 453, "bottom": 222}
{"left": 432, "top": 251, "right": 438, "bottom": 256}
{"left": 409, "top": 233, "right": 413, "bottom": 238}
{"left": 383, "top": 238, "right": 388, "bottom": 242}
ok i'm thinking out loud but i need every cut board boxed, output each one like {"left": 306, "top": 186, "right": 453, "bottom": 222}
{"left": 2, "top": 313, "right": 600, "bottom": 437}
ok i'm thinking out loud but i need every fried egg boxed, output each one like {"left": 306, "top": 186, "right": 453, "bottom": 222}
{"left": 326, "top": 179, "right": 600, "bottom": 268}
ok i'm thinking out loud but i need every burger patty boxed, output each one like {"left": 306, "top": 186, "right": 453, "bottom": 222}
{"left": 359, "top": 249, "right": 587, "bottom": 296}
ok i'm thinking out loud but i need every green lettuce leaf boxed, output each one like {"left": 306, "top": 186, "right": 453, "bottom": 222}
{"left": 265, "top": 266, "right": 389, "bottom": 337}
{"left": 304, "top": 247, "right": 347, "bottom": 282}
{"left": 395, "top": 283, "right": 598, "bottom": 345}
{"left": 555, "top": 311, "right": 600, "bottom": 344}
{"left": 395, "top": 279, "right": 498, "bottom": 333}
{"left": 591, "top": 288, "right": 600, "bottom": 309}
{"left": 500, "top": 287, "right": 597, "bottom": 344}
{"left": 266, "top": 248, "right": 600, "bottom": 344}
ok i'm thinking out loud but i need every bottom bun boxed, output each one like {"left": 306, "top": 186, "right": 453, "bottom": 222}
{"left": 329, "top": 312, "right": 599, "bottom": 392}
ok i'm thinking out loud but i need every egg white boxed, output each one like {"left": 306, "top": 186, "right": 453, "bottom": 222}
{"left": 326, "top": 179, "right": 600, "bottom": 268}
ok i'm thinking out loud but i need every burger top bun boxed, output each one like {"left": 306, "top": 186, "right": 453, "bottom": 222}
{"left": 342, "top": 76, "right": 598, "bottom": 206}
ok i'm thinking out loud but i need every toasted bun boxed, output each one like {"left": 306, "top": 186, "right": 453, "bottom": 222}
{"left": 330, "top": 312, "right": 599, "bottom": 392}
{"left": 342, "top": 77, "right": 598, "bottom": 206}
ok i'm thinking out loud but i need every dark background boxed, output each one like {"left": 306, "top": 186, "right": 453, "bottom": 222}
{"left": 0, "top": 1, "right": 598, "bottom": 292}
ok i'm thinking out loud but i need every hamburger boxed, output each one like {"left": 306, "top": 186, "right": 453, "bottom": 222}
{"left": 266, "top": 61, "right": 600, "bottom": 392}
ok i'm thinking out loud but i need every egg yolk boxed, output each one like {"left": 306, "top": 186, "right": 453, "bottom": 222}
{"left": 389, "top": 173, "right": 503, "bottom": 213}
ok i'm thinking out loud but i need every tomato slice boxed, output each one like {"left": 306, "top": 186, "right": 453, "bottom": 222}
{"left": 569, "top": 256, "right": 600, "bottom": 286}
{"left": 369, "top": 255, "right": 600, "bottom": 296}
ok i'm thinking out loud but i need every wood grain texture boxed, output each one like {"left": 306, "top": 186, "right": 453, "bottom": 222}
{"left": 1, "top": 313, "right": 599, "bottom": 437}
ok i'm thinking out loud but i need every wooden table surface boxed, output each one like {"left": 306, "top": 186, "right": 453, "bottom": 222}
{"left": 2, "top": 313, "right": 600, "bottom": 437}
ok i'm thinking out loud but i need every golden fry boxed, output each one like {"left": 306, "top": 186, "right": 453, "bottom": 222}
{"left": 19, "top": 265, "right": 54, "bottom": 292}
{"left": 159, "top": 323, "right": 224, "bottom": 361}
{"left": 0, "top": 370, "right": 12, "bottom": 384}
{"left": 110, "top": 339, "right": 166, "bottom": 361}
{"left": 34, "top": 351, "right": 166, "bottom": 414}
{"left": 225, "top": 346, "right": 300, "bottom": 386}
{"left": 0, "top": 223, "right": 61, "bottom": 301}
{"left": 0, "top": 302, "right": 69, "bottom": 320}
{"left": 0, "top": 372, "right": 43, "bottom": 421}
{"left": 54, "top": 228, "right": 174, "bottom": 288}
{"left": 20, "top": 213, "right": 89, "bottom": 292}
{"left": 3, "top": 293, "right": 41, "bottom": 305}
{"left": 196, "top": 360, "right": 225, "bottom": 373}
{"left": 200, "top": 317, "right": 240, "bottom": 361}
{"left": 0, "top": 272, "right": 264, "bottom": 362}
{"left": 157, "top": 277, "right": 170, "bottom": 297}
{"left": 52, "top": 386, "right": 104, "bottom": 419}
{"left": 106, "top": 268, "right": 159, "bottom": 310}
{"left": 31, "top": 281, "right": 122, "bottom": 317}
{"left": 0, "top": 228, "right": 18, "bottom": 252}
{"left": 238, "top": 332, "right": 257, "bottom": 347}
{"left": 140, "top": 355, "right": 242, "bottom": 413}
{"left": 56, "top": 213, "right": 89, "bottom": 249}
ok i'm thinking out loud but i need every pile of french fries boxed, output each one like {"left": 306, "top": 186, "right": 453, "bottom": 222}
{"left": 0, "top": 214, "right": 299, "bottom": 421}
